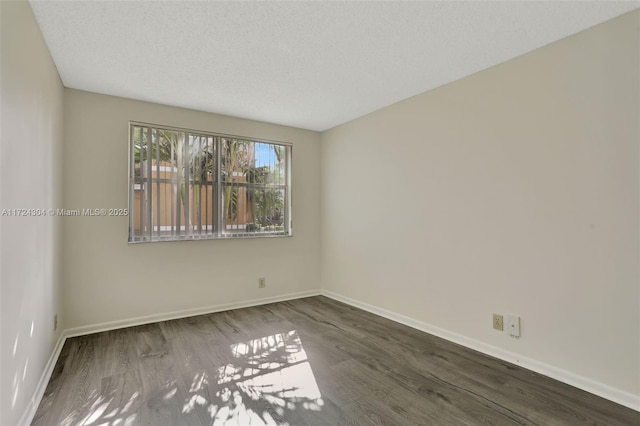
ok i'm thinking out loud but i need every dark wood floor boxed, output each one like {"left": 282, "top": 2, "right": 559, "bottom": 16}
{"left": 33, "top": 296, "right": 638, "bottom": 425}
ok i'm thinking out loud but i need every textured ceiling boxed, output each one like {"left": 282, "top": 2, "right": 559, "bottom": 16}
{"left": 30, "top": 1, "right": 639, "bottom": 132}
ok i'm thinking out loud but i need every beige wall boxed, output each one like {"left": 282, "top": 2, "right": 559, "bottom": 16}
{"left": 321, "top": 10, "right": 640, "bottom": 397}
{"left": 62, "top": 90, "right": 321, "bottom": 329}
{"left": 0, "top": 1, "right": 65, "bottom": 424}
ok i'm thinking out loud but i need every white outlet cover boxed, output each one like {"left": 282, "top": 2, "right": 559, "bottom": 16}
{"left": 506, "top": 314, "right": 521, "bottom": 338}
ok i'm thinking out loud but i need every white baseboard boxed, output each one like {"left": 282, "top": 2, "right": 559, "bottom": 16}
{"left": 19, "top": 331, "right": 67, "bottom": 426}
{"left": 320, "top": 289, "right": 640, "bottom": 412}
{"left": 64, "top": 289, "right": 321, "bottom": 338}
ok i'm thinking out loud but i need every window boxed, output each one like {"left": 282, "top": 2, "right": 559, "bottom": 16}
{"left": 129, "top": 122, "right": 291, "bottom": 243}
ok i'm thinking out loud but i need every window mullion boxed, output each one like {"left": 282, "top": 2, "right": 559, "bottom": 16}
{"left": 286, "top": 145, "right": 291, "bottom": 234}
{"left": 175, "top": 132, "right": 182, "bottom": 238}
{"left": 138, "top": 127, "right": 144, "bottom": 240}
{"left": 155, "top": 129, "right": 161, "bottom": 240}
{"left": 146, "top": 126, "right": 153, "bottom": 241}
{"left": 128, "top": 125, "right": 135, "bottom": 241}
{"left": 184, "top": 133, "right": 190, "bottom": 239}
{"left": 216, "top": 136, "right": 222, "bottom": 238}
{"left": 170, "top": 132, "right": 175, "bottom": 240}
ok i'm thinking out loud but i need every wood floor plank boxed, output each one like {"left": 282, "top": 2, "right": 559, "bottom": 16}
{"left": 34, "top": 335, "right": 104, "bottom": 426}
{"left": 319, "top": 358, "right": 407, "bottom": 407}
{"left": 340, "top": 328, "right": 532, "bottom": 423}
{"left": 342, "top": 394, "right": 414, "bottom": 426}
{"left": 130, "top": 323, "right": 169, "bottom": 359}
{"left": 309, "top": 328, "right": 523, "bottom": 425}
{"left": 30, "top": 341, "right": 70, "bottom": 426}
{"left": 159, "top": 313, "right": 218, "bottom": 342}
{"left": 295, "top": 329, "right": 352, "bottom": 368}
{"left": 134, "top": 347, "right": 200, "bottom": 426}
{"left": 415, "top": 343, "right": 636, "bottom": 426}
{"left": 97, "top": 369, "right": 144, "bottom": 425}
{"left": 293, "top": 391, "right": 350, "bottom": 426}
{"left": 32, "top": 296, "right": 640, "bottom": 425}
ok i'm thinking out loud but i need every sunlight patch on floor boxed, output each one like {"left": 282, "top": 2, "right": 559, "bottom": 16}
{"left": 182, "top": 330, "right": 323, "bottom": 425}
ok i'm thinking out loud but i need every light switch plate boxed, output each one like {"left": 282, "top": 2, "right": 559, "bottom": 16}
{"left": 506, "top": 314, "right": 520, "bottom": 338}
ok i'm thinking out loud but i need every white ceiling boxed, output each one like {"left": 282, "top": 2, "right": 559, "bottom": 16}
{"left": 30, "top": 1, "right": 639, "bottom": 132}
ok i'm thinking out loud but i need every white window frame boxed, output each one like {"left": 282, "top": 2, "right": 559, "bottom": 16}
{"left": 128, "top": 122, "right": 292, "bottom": 243}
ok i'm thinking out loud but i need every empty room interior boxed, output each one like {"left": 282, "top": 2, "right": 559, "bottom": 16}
{"left": 1, "top": 0, "right": 639, "bottom": 425}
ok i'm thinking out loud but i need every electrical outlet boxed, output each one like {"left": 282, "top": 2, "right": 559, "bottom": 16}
{"left": 258, "top": 277, "right": 266, "bottom": 288}
{"left": 492, "top": 314, "right": 504, "bottom": 331}
{"left": 54, "top": 314, "right": 58, "bottom": 331}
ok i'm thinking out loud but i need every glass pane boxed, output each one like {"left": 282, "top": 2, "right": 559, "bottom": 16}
{"left": 221, "top": 138, "right": 251, "bottom": 184}
{"left": 253, "top": 188, "right": 285, "bottom": 232}
{"left": 222, "top": 185, "right": 285, "bottom": 235}
{"left": 252, "top": 143, "right": 285, "bottom": 186}
{"left": 222, "top": 185, "right": 285, "bottom": 234}
{"left": 131, "top": 127, "right": 217, "bottom": 241}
